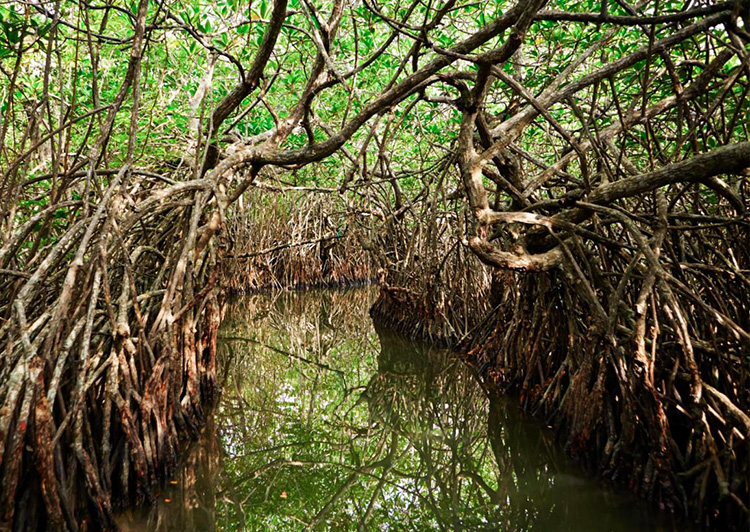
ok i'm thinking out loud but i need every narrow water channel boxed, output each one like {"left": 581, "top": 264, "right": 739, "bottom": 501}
{"left": 117, "top": 288, "right": 694, "bottom": 531}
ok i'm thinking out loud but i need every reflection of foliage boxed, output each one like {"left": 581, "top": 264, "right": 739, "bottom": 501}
{"left": 216, "top": 288, "right": 381, "bottom": 530}
{"left": 363, "top": 330, "right": 497, "bottom": 529}
{"left": 127, "top": 289, "right": 691, "bottom": 531}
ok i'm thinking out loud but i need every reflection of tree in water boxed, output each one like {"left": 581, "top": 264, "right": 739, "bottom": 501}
{"left": 364, "top": 327, "right": 494, "bottom": 529}
{"left": 215, "top": 288, "right": 382, "bottom": 530}
{"left": 119, "top": 289, "right": 689, "bottom": 531}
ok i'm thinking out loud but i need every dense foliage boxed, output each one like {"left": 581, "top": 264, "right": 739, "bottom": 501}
{"left": 1, "top": 0, "right": 749, "bottom": 530}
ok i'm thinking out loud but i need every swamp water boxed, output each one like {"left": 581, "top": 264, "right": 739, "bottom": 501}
{"left": 117, "top": 289, "right": 694, "bottom": 531}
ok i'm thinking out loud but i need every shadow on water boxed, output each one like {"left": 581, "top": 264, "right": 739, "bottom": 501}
{"left": 116, "top": 289, "right": 696, "bottom": 531}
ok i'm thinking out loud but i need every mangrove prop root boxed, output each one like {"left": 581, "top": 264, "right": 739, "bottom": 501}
{"left": 0, "top": 172, "right": 226, "bottom": 531}
{"left": 469, "top": 262, "right": 750, "bottom": 530}
{"left": 220, "top": 187, "right": 372, "bottom": 292}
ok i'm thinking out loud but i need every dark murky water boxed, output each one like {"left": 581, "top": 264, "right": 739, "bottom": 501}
{"left": 117, "top": 289, "right": 695, "bottom": 531}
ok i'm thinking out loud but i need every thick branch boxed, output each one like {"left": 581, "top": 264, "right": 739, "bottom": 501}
{"left": 589, "top": 142, "right": 750, "bottom": 204}
{"left": 535, "top": 3, "right": 734, "bottom": 26}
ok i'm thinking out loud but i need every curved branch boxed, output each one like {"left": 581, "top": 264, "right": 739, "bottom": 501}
{"left": 467, "top": 237, "right": 563, "bottom": 271}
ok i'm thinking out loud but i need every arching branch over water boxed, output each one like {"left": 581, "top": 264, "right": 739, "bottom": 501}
{"left": 1, "top": 0, "right": 750, "bottom": 529}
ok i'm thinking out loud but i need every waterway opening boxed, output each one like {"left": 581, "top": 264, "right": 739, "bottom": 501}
{"left": 116, "top": 288, "right": 694, "bottom": 531}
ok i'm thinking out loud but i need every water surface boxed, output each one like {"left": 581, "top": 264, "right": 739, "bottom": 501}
{"left": 117, "top": 289, "right": 693, "bottom": 531}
